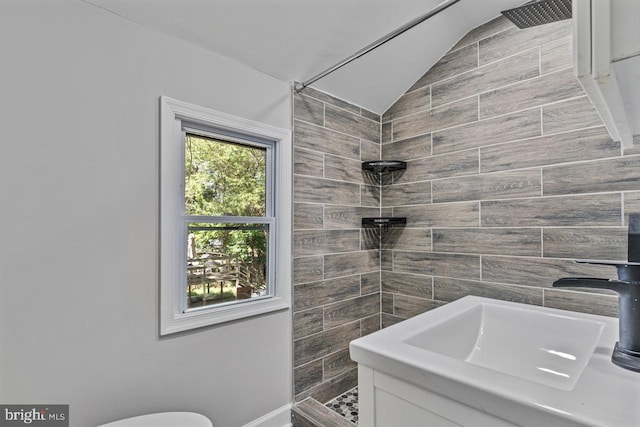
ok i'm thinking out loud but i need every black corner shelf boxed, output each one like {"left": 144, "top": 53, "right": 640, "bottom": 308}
{"left": 362, "top": 217, "right": 407, "bottom": 231}
{"left": 362, "top": 160, "right": 407, "bottom": 174}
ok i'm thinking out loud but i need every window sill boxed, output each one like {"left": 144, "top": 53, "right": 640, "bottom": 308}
{"left": 161, "top": 296, "right": 289, "bottom": 335}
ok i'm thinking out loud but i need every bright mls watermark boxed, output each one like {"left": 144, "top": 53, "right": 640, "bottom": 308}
{"left": 0, "top": 405, "right": 68, "bottom": 426}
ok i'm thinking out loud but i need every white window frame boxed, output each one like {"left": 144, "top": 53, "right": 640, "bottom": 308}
{"left": 160, "top": 96, "right": 291, "bottom": 335}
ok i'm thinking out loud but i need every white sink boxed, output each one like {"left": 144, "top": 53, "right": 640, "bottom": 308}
{"left": 403, "top": 302, "right": 605, "bottom": 390}
{"left": 350, "top": 296, "right": 640, "bottom": 426}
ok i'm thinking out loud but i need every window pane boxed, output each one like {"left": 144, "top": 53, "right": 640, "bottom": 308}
{"left": 186, "top": 223, "right": 269, "bottom": 309}
{"left": 184, "top": 135, "right": 267, "bottom": 217}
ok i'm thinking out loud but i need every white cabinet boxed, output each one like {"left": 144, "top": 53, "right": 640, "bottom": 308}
{"left": 358, "top": 366, "right": 517, "bottom": 427}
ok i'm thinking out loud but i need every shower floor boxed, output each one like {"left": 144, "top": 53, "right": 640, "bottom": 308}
{"left": 325, "top": 387, "right": 359, "bottom": 424}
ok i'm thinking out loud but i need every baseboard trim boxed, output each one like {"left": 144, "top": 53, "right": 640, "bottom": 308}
{"left": 242, "top": 403, "right": 292, "bottom": 427}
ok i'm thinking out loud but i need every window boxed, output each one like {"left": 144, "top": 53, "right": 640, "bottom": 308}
{"left": 160, "top": 96, "right": 291, "bottom": 335}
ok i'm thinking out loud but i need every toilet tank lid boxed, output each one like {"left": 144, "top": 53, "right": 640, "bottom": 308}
{"left": 97, "top": 412, "right": 212, "bottom": 427}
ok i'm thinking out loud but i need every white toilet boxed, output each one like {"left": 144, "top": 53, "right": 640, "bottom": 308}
{"left": 97, "top": 412, "right": 212, "bottom": 427}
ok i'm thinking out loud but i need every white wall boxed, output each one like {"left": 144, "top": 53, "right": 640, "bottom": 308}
{"left": 0, "top": 1, "right": 292, "bottom": 426}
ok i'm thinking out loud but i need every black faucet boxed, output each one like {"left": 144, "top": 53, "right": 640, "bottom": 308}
{"left": 552, "top": 214, "right": 640, "bottom": 372}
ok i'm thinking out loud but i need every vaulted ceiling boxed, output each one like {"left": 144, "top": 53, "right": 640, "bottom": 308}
{"left": 83, "top": 0, "right": 525, "bottom": 113}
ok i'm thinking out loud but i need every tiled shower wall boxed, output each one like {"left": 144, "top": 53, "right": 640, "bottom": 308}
{"left": 380, "top": 16, "right": 640, "bottom": 327}
{"left": 292, "top": 88, "right": 382, "bottom": 402}
{"left": 292, "top": 14, "right": 640, "bottom": 405}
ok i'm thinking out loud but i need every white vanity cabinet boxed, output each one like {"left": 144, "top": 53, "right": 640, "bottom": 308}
{"left": 358, "top": 366, "right": 517, "bottom": 427}
{"left": 350, "top": 296, "right": 640, "bottom": 427}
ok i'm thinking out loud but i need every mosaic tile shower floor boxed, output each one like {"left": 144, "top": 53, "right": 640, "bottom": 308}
{"left": 326, "top": 387, "right": 359, "bottom": 424}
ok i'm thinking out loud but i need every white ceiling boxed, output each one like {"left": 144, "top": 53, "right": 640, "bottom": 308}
{"left": 83, "top": 0, "right": 524, "bottom": 114}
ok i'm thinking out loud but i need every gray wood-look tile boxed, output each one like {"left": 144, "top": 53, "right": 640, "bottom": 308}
{"left": 294, "top": 93, "right": 324, "bottom": 126}
{"left": 544, "top": 289, "right": 618, "bottom": 317}
{"left": 324, "top": 154, "right": 366, "bottom": 184}
{"left": 623, "top": 135, "right": 640, "bottom": 156}
{"left": 397, "top": 148, "right": 479, "bottom": 184}
{"left": 382, "top": 181, "right": 431, "bottom": 206}
{"left": 382, "top": 134, "right": 431, "bottom": 160}
{"left": 383, "top": 86, "right": 430, "bottom": 122}
{"left": 294, "top": 307, "right": 324, "bottom": 339}
{"left": 450, "top": 16, "right": 514, "bottom": 52}
{"left": 295, "top": 176, "right": 361, "bottom": 205}
{"left": 383, "top": 292, "right": 395, "bottom": 315}
{"left": 481, "top": 193, "right": 622, "bottom": 227}
{"left": 393, "top": 294, "right": 442, "bottom": 319}
{"left": 325, "top": 104, "right": 380, "bottom": 143}
{"left": 481, "top": 127, "right": 620, "bottom": 173}
{"left": 380, "top": 249, "right": 393, "bottom": 271}
{"left": 296, "top": 368, "right": 358, "bottom": 404}
{"left": 324, "top": 293, "right": 380, "bottom": 329}
{"left": 294, "top": 120, "right": 360, "bottom": 159}
{"left": 293, "top": 321, "right": 360, "bottom": 366}
{"left": 625, "top": 192, "right": 640, "bottom": 222}
{"left": 543, "top": 155, "right": 640, "bottom": 196}
{"left": 382, "top": 292, "right": 394, "bottom": 314}
{"left": 324, "top": 250, "right": 380, "bottom": 279}
{"left": 294, "top": 148, "right": 324, "bottom": 178}
{"left": 362, "top": 228, "right": 381, "bottom": 250}
{"left": 324, "top": 205, "right": 379, "bottom": 229}
{"left": 433, "top": 228, "right": 542, "bottom": 256}
{"left": 541, "top": 35, "right": 572, "bottom": 75}
{"left": 482, "top": 255, "right": 618, "bottom": 288}
{"left": 294, "top": 256, "right": 324, "bottom": 285}
{"left": 408, "top": 43, "right": 478, "bottom": 92}
{"left": 361, "top": 139, "right": 380, "bottom": 163}
{"left": 626, "top": 146, "right": 640, "bottom": 156}
{"left": 382, "top": 271, "right": 433, "bottom": 299}
{"left": 365, "top": 225, "right": 385, "bottom": 248}
{"left": 382, "top": 121, "right": 392, "bottom": 143}
{"left": 361, "top": 313, "right": 381, "bottom": 336}
{"left": 394, "top": 202, "right": 479, "bottom": 228}
{"left": 382, "top": 227, "right": 431, "bottom": 252}
{"left": 382, "top": 313, "right": 405, "bottom": 328}
{"left": 432, "top": 169, "right": 541, "bottom": 203}
{"left": 361, "top": 184, "right": 381, "bottom": 207}
{"left": 433, "top": 108, "right": 541, "bottom": 155}
{"left": 294, "top": 230, "right": 361, "bottom": 257}
{"left": 294, "top": 359, "right": 323, "bottom": 395}
{"left": 366, "top": 231, "right": 384, "bottom": 248}
{"left": 543, "top": 227, "right": 627, "bottom": 260}
{"left": 479, "top": 20, "right": 570, "bottom": 66}
{"left": 479, "top": 68, "right": 583, "bottom": 119}
{"left": 434, "top": 277, "right": 543, "bottom": 305}
{"left": 432, "top": 48, "right": 540, "bottom": 107}
{"left": 393, "top": 251, "right": 481, "bottom": 280}
{"left": 323, "top": 348, "right": 357, "bottom": 381}
{"left": 300, "top": 86, "right": 360, "bottom": 115}
{"left": 542, "top": 97, "right": 603, "bottom": 135}
{"left": 294, "top": 202, "right": 324, "bottom": 230}
{"left": 392, "top": 96, "right": 478, "bottom": 141}
{"left": 291, "top": 86, "right": 378, "bottom": 404}
{"left": 361, "top": 108, "right": 380, "bottom": 122}
{"left": 361, "top": 271, "right": 380, "bottom": 295}
{"left": 294, "top": 275, "right": 361, "bottom": 310}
